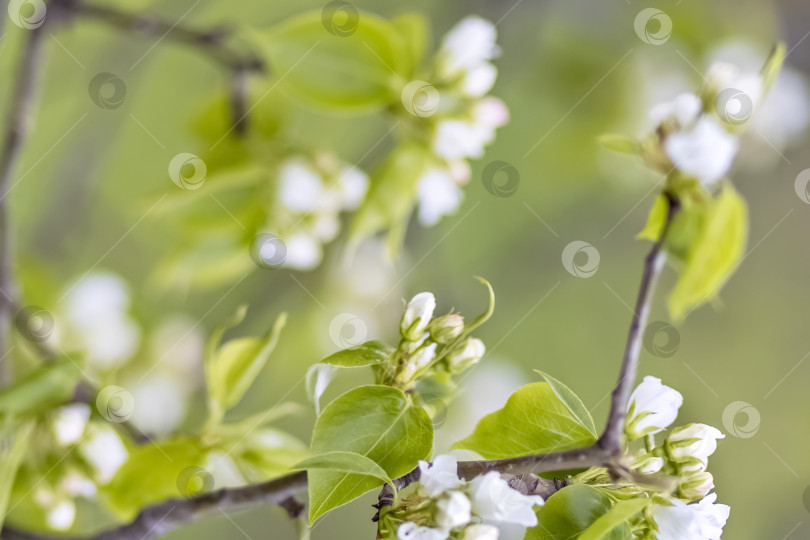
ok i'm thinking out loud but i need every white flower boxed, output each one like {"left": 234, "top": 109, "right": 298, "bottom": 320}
{"left": 433, "top": 120, "right": 488, "bottom": 160}
{"left": 667, "top": 423, "right": 725, "bottom": 471}
{"left": 448, "top": 338, "right": 485, "bottom": 372}
{"left": 60, "top": 470, "right": 97, "bottom": 498}
{"left": 436, "top": 491, "right": 471, "bottom": 529}
{"left": 652, "top": 493, "right": 730, "bottom": 540}
{"left": 664, "top": 115, "right": 739, "bottom": 186}
{"left": 46, "top": 500, "right": 76, "bottom": 531}
{"left": 634, "top": 455, "right": 664, "bottom": 474}
{"left": 461, "top": 63, "right": 498, "bottom": 97}
{"left": 401, "top": 292, "right": 437, "bottom": 341}
{"left": 283, "top": 232, "right": 323, "bottom": 270}
{"left": 418, "top": 454, "right": 463, "bottom": 497}
{"left": 681, "top": 471, "right": 715, "bottom": 500}
{"left": 705, "top": 62, "right": 763, "bottom": 112}
{"left": 462, "top": 524, "right": 500, "bottom": 540}
{"left": 473, "top": 97, "right": 510, "bottom": 130}
{"left": 468, "top": 471, "right": 544, "bottom": 527}
{"left": 417, "top": 168, "right": 464, "bottom": 226}
{"left": 80, "top": 426, "right": 128, "bottom": 484}
{"left": 649, "top": 92, "right": 703, "bottom": 128}
{"left": 52, "top": 404, "right": 90, "bottom": 446}
{"left": 438, "top": 16, "right": 499, "bottom": 77}
{"left": 397, "top": 522, "right": 449, "bottom": 540}
{"left": 626, "top": 376, "right": 683, "bottom": 438}
{"left": 128, "top": 375, "right": 188, "bottom": 436}
{"left": 411, "top": 342, "right": 438, "bottom": 371}
{"left": 338, "top": 166, "right": 369, "bottom": 210}
{"left": 278, "top": 158, "right": 324, "bottom": 212}
{"left": 754, "top": 67, "right": 810, "bottom": 150}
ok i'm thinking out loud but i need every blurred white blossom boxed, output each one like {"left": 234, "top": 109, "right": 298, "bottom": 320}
{"left": 468, "top": 471, "right": 544, "bottom": 527}
{"left": 436, "top": 491, "right": 471, "bottom": 529}
{"left": 80, "top": 426, "right": 128, "bottom": 484}
{"left": 462, "top": 524, "right": 500, "bottom": 540}
{"left": 652, "top": 493, "right": 730, "bottom": 540}
{"left": 438, "top": 16, "right": 500, "bottom": 78}
{"left": 127, "top": 375, "right": 188, "bottom": 436}
{"left": 418, "top": 454, "right": 464, "bottom": 497}
{"left": 52, "top": 404, "right": 90, "bottom": 446}
{"left": 397, "top": 522, "right": 449, "bottom": 540}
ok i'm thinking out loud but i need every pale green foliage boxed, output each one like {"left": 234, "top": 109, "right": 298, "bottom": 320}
{"left": 293, "top": 451, "right": 393, "bottom": 488}
{"left": 305, "top": 385, "right": 432, "bottom": 524}
{"left": 577, "top": 499, "right": 652, "bottom": 540}
{"left": 0, "top": 422, "right": 35, "bottom": 531}
{"left": 525, "top": 485, "right": 632, "bottom": 540}
{"left": 453, "top": 382, "right": 596, "bottom": 459}
{"left": 0, "top": 358, "right": 83, "bottom": 416}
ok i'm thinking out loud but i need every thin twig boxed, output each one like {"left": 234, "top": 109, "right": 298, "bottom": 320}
{"left": 0, "top": 24, "right": 47, "bottom": 385}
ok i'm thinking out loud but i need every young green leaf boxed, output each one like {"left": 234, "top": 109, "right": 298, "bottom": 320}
{"left": 307, "top": 385, "right": 432, "bottom": 524}
{"left": 391, "top": 13, "right": 428, "bottom": 70}
{"left": 0, "top": 357, "right": 83, "bottom": 416}
{"left": 597, "top": 134, "right": 641, "bottom": 155}
{"left": 760, "top": 42, "right": 787, "bottom": 95}
{"left": 321, "top": 341, "right": 393, "bottom": 367}
{"left": 578, "top": 497, "right": 651, "bottom": 540}
{"left": 294, "top": 451, "right": 393, "bottom": 487}
{"left": 0, "top": 421, "right": 34, "bottom": 531}
{"left": 637, "top": 195, "right": 668, "bottom": 242}
{"left": 534, "top": 371, "right": 597, "bottom": 438}
{"left": 668, "top": 184, "right": 747, "bottom": 319}
{"left": 525, "top": 485, "right": 631, "bottom": 540}
{"left": 256, "top": 11, "right": 413, "bottom": 111}
{"left": 453, "top": 382, "right": 596, "bottom": 460}
{"left": 206, "top": 311, "right": 287, "bottom": 421}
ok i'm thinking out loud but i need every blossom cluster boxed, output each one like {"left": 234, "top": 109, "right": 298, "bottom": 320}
{"left": 641, "top": 59, "right": 770, "bottom": 188}
{"left": 409, "top": 17, "right": 509, "bottom": 227}
{"left": 389, "top": 455, "right": 544, "bottom": 540}
{"left": 626, "top": 376, "right": 730, "bottom": 539}
{"left": 394, "top": 292, "right": 485, "bottom": 388}
{"left": 265, "top": 154, "right": 369, "bottom": 270}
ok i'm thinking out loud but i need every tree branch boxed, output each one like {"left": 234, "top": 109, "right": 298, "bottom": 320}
{"left": 0, "top": 24, "right": 47, "bottom": 385}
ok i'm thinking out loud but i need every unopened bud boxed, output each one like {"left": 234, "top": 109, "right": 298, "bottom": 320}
{"left": 680, "top": 471, "right": 714, "bottom": 499}
{"left": 400, "top": 292, "right": 436, "bottom": 342}
{"left": 447, "top": 338, "right": 485, "bottom": 373}
{"left": 429, "top": 314, "right": 464, "bottom": 344}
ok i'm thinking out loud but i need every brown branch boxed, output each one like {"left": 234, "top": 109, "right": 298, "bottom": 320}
{"left": 0, "top": 24, "right": 47, "bottom": 385}
{"left": 1, "top": 472, "right": 308, "bottom": 540}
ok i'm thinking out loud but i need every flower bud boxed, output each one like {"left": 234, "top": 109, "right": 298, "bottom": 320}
{"left": 435, "top": 490, "right": 471, "bottom": 529}
{"left": 680, "top": 471, "right": 715, "bottom": 500}
{"left": 429, "top": 314, "right": 464, "bottom": 344}
{"left": 634, "top": 455, "right": 664, "bottom": 474}
{"left": 462, "top": 524, "right": 499, "bottom": 540}
{"left": 396, "top": 343, "right": 437, "bottom": 385}
{"left": 625, "top": 376, "right": 683, "bottom": 439}
{"left": 400, "top": 292, "right": 436, "bottom": 342}
{"left": 666, "top": 423, "right": 724, "bottom": 471}
{"left": 447, "top": 338, "right": 485, "bottom": 373}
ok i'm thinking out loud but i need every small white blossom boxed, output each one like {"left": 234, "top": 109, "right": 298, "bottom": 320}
{"left": 278, "top": 158, "right": 324, "bottom": 212}
{"left": 627, "top": 376, "right": 683, "bottom": 438}
{"left": 433, "top": 120, "right": 489, "bottom": 160}
{"left": 80, "top": 426, "right": 128, "bottom": 484}
{"left": 60, "top": 470, "right": 97, "bottom": 498}
{"left": 664, "top": 115, "right": 739, "bottom": 186}
{"left": 418, "top": 454, "right": 464, "bottom": 497}
{"left": 468, "top": 471, "right": 544, "bottom": 527}
{"left": 472, "top": 97, "right": 510, "bottom": 130}
{"left": 338, "top": 167, "right": 369, "bottom": 210}
{"left": 438, "top": 16, "right": 499, "bottom": 77}
{"left": 462, "top": 524, "right": 500, "bottom": 540}
{"left": 652, "top": 493, "right": 730, "bottom": 540}
{"left": 649, "top": 92, "right": 703, "bottom": 128}
{"left": 436, "top": 491, "right": 471, "bottom": 529}
{"left": 46, "top": 500, "right": 76, "bottom": 531}
{"left": 667, "top": 423, "right": 725, "bottom": 471}
{"left": 52, "top": 404, "right": 90, "bottom": 446}
{"left": 681, "top": 471, "right": 715, "bottom": 500}
{"left": 401, "top": 293, "right": 437, "bottom": 341}
{"left": 283, "top": 232, "right": 323, "bottom": 270}
{"left": 461, "top": 63, "right": 498, "bottom": 97}
{"left": 448, "top": 338, "right": 485, "bottom": 372}
{"left": 397, "top": 522, "right": 449, "bottom": 540}
{"left": 412, "top": 343, "right": 438, "bottom": 371}
{"left": 417, "top": 168, "right": 464, "bottom": 226}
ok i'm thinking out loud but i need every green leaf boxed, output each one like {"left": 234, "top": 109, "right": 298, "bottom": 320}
{"left": 597, "top": 134, "right": 640, "bottom": 155}
{"left": 349, "top": 142, "right": 431, "bottom": 255}
{"left": 307, "top": 385, "right": 432, "bottom": 524}
{"left": 391, "top": 13, "right": 428, "bottom": 70}
{"left": 668, "top": 184, "right": 748, "bottom": 319}
{"left": 294, "top": 451, "right": 392, "bottom": 487}
{"left": 256, "top": 11, "right": 413, "bottom": 111}
{"left": 206, "top": 311, "right": 287, "bottom": 419}
{"left": 525, "top": 485, "right": 631, "bottom": 540}
{"left": 0, "top": 421, "right": 34, "bottom": 531}
{"left": 637, "top": 195, "right": 668, "bottom": 241}
{"left": 453, "top": 382, "right": 596, "bottom": 460}
{"left": 321, "top": 341, "right": 392, "bottom": 367}
{"left": 104, "top": 437, "right": 207, "bottom": 519}
{"left": 0, "top": 357, "right": 83, "bottom": 416}
{"left": 227, "top": 427, "right": 309, "bottom": 483}
{"left": 760, "top": 42, "right": 786, "bottom": 95}
{"left": 579, "top": 498, "right": 651, "bottom": 540}
{"left": 534, "top": 371, "right": 597, "bottom": 438}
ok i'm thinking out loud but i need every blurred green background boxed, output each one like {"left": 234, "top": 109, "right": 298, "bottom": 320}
{"left": 2, "top": 0, "right": 809, "bottom": 538}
